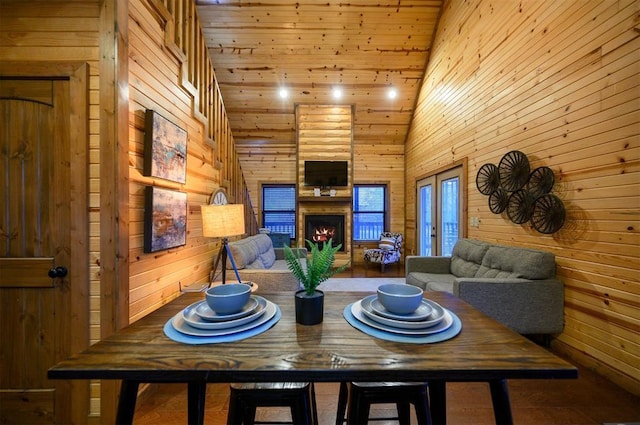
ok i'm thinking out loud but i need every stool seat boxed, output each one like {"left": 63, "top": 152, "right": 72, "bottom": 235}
{"left": 336, "top": 382, "right": 431, "bottom": 425}
{"left": 228, "top": 382, "right": 317, "bottom": 425}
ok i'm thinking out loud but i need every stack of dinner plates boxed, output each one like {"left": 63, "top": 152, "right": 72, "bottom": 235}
{"left": 345, "top": 294, "right": 461, "bottom": 343}
{"left": 170, "top": 295, "right": 278, "bottom": 338}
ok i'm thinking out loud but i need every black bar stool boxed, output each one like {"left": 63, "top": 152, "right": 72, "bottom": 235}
{"left": 336, "top": 382, "right": 432, "bottom": 425}
{"left": 227, "top": 382, "right": 318, "bottom": 425}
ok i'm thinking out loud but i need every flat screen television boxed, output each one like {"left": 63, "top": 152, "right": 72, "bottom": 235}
{"left": 304, "top": 160, "right": 348, "bottom": 187}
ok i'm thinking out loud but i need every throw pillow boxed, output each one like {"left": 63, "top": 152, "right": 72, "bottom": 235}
{"left": 259, "top": 248, "right": 276, "bottom": 269}
{"left": 378, "top": 236, "right": 396, "bottom": 250}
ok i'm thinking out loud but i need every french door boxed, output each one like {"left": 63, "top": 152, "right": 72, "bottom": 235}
{"left": 417, "top": 166, "right": 463, "bottom": 256}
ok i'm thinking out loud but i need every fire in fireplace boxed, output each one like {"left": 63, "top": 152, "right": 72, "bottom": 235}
{"left": 304, "top": 214, "right": 345, "bottom": 251}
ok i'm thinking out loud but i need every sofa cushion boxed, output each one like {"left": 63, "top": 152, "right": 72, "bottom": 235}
{"left": 253, "top": 233, "right": 274, "bottom": 253}
{"left": 244, "top": 258, "right": 265, "bottom": 269}
{"left": 406, "top": 272, "right": 456, "bottom": 292}
{"left": 259, "top": 248, "right": 276, "bottom": 268}
{"left": 228, "top": 234, "right": 275, "bottom": 270}
{"left": 252, "top": 234, "right": 277, "bottom": 268}
{"left": 426, "top": 280, "right": 455, "bottom": 293}
{"left": 228, "top": 238, "right": 259, "bottom": 269}
{"left": 450, "top": 239, "right": 490, "bottom": 277}
{"left": 476, "top": 245, "right": 556, "bottom": 280}
{"left": 475, "top": 267, "right": 523, "bottom": 279}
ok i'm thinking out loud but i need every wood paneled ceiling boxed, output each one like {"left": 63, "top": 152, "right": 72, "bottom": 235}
{"left": 195, "top": 1, "right": 443, "bottom": 148}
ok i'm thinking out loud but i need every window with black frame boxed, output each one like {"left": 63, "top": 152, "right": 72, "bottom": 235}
{"left": 262, "top": 184, "right": 296, "bottom": 239}
{"left": 353, "top": 185, "right": 387, "bottom": 241}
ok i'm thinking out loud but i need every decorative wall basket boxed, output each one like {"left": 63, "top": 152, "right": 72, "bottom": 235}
{"left": 498, "top": 150, "right": 530, "bottom": 191}
{"left": 527, "top": 166, "right": 555, "bottom": 197}
{"left": 531, "top": 194, "right": 566, "bottom": 234}
{"left": 476, "top": 163, "right": 500, "bottom": 195}
{"left": 476, "top": 151, "right": 565, "bottom": 234}
{"left": 507, "top": 189, "right": 535, "bottom": 224}
{"left": 488, "top": 188, "right": 509, "bottom": 214}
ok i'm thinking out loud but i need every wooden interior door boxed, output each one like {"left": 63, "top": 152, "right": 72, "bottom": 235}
{"left": 0, "top": 77, "right": 88, "bottom": 424}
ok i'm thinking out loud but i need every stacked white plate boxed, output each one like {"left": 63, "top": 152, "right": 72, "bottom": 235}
{"left": 171, "top": 295, "right": 278, "bottom": 337}
{"left": 350, "top": 294, "right": 455, "bottom": 336}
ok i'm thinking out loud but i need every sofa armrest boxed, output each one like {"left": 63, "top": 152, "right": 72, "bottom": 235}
{"left": 454, "top": 278, "right": 564, "bottom": 334}
{"left": 405, "top": 255, "right": 451, "bottom": 274}
{"left": 274, "top": 247, "right": 307, "bottom": 260}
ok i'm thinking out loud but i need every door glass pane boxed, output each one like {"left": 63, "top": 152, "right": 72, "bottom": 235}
{"left": 440, "top": 177, "right": 459, "bottom": 256}
{"left": 419, "top": 184, "right": 433, "bottom": 256}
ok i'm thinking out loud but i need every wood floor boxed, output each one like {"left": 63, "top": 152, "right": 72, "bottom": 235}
{"left": 133, "top": 265, "right": 640, "bottom": 424}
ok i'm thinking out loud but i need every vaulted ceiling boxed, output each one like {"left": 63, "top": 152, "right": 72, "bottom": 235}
{"left": 195, "top": 1, "right": 443, "bottom": 148}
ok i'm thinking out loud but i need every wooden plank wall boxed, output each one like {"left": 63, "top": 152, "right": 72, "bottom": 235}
{"left": 128, "top": 0, "right": 216, "bottom": 321}
{"left": 296, "top": 105, "right": 354, "bottom": 196}
{"left": 1, "top": 0, "right": 258, "bottom": 420}
{"left": 0, "top": 0, "right": 101, "bottom": 347}
{"left": 128, "top": 0, "right": 256, "bottom": 323}
{"left": 404, "top": 0, "right": 639, "bottom": 395}
{"left": 352, "top": 143, "right": 406, "bottom": 263}
{"left": 0, "top": 1, "right": 103, "bottom": 419}
{"left": 236, "top": 143, "right": 298, "bottom": 227}
{"left": 296, "top": 105, "right": 353, "bottom": 263}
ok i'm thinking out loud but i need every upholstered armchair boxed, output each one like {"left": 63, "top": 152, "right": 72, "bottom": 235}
{"left": 363, "top": 232, "right": 403, "bottom": 272}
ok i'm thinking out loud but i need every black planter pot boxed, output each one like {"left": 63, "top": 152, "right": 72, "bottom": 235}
{"left": 294, "top": 289, "right": 324, "bottom": 325}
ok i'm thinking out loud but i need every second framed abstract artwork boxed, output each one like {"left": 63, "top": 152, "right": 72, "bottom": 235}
{"left": 144, "top": 109, "right": 187, "bottom": 184}
{"left": 144, "top": 186, "right": 188, "bottom": 253}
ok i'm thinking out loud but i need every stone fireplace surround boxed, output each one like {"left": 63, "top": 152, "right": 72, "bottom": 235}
{"left": 304, "top": 214, "right": 345, "bottom": 251}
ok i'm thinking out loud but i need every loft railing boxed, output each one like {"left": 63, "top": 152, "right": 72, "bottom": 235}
{"left": 145, "top": 0, "right": 258, "bottom": 234}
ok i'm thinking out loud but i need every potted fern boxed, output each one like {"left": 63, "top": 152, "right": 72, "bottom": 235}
{"left": 284, "top": 238, "right": 350, "bottom": 325}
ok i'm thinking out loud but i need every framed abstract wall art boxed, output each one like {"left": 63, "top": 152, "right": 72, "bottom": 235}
{"left": 144, "top": 186, "right": 188, "bottom": 253}
{"left": 144, "top": 109, "right": 187, "bottom": 184}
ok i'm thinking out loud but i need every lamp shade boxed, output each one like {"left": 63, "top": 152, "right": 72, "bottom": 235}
{"left": 201, "top": 204, "right": 245, "bottom": 238}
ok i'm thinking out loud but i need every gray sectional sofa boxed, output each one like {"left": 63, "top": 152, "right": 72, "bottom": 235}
{"left": 226, "top": 234, "right": 305, "bottom": 292}
{"left": 406, "top": 238, "right": 564, "bottom": 335}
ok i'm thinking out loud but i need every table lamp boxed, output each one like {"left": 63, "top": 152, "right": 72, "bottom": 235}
{"left": 201, "top": 203, "right": 245, "bottom": 285}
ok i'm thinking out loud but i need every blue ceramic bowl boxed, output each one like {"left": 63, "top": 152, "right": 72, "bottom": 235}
{"left": 205, "top": 283, "right": 252, "bottom": 315}
{"left": 376, "top": 283, "right": 424, "bottom": 314}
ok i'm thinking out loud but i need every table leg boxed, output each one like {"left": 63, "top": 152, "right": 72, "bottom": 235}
{"left": 187, "top": 381, "right": 207, "bottom": 425}
{"left": 428, "top": 380, "right": 446, "bottom": 425}
{"left": 489, "top": 379, "right": 513, "bottom": 425}
{"left": 116, "top": 380, "right": 139, "bottom": 425}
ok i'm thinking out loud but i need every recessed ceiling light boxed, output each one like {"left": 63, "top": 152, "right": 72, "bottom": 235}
{"left": 278, "top": 88, "right": 289, "bottom": 99}
{"left": 332, "top": 87, "right": 342, "bottom": 100}
{"left": 387, "top": 88, "right": 397, "bottom": 99}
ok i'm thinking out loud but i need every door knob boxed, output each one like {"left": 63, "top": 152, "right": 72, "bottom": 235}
{"left": 48, "top": 266, "right": 68, "bottom": 278}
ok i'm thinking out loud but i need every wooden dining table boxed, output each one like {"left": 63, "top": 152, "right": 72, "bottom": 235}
{"left": 48, "top": 291, "right": 577, "bottom": 424}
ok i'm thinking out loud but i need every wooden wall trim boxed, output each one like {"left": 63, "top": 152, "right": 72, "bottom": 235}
{"left": 99, "top": 0, "right": 130, "bottom": 422}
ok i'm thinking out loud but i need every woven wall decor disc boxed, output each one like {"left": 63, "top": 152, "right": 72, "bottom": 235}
{"left": 507, "top": 189, "right": 535, "bottom": 224}
{"left": 488, "top": 188, "right": 509, "bottom": 214}
{"left": 531, "top": 194, "right": 566, "bottom": 234}
{"left": 499, "top": 150, "right": 530, "bottom": 192}
{"left": 527, "top": 166, "right": 555, "bottom": 198}
{"left": 476, "top": 163, "right": 500, "bottom": 195}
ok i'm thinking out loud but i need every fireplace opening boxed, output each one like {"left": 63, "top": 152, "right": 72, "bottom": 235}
{"left": 304, "top": 214, "right": 345, "bottom": 251}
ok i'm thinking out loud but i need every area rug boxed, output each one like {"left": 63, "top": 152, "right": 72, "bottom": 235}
{"left": 318, "top": 277, "right": 406, "bottom": 292}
